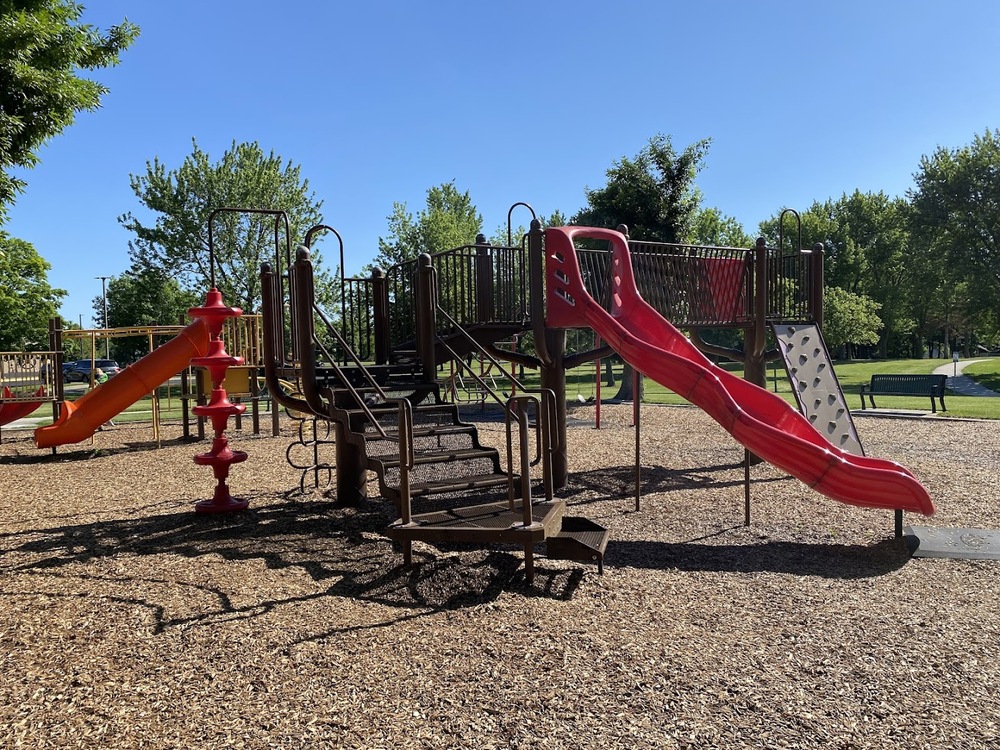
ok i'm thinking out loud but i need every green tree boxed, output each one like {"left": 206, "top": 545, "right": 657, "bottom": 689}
{"left": 573, "top": 133, "right": 711, "bottom": 242}
{"left": 758, "top": 202, "right": 865, "bottom": 293}
{"left": 759, "top": 193, "right": 913, "bottom": 356}
{"left": 374, "top": 182, "right": 482, "bottom": 269}
{"left": 909, "top": 129, "right": 1000, "bottom": 313}
{"left": 823, "top": 286, "right": 882, "bottom": 359}
{"left": 840, "top": 192, "right": 911, "bottom": 357}
{"left": 689, "top": 206, "right": 753, "bottom": 247}
{"left": 119, "top": 139, "right": 326, "bottom": 313}
{"left": 0, "top": 232, "right": 65, "bottom": 350}
{"left": 92, "top": 267, "right": 199, "bottom": 363}
{"left": 572, "top": 134, "right": 711, "bottom": 399}
{"left": 0, "top": 2, "right": 138, "bottom": 217}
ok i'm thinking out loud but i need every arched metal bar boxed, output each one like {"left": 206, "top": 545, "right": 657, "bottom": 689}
{"left": 507, "top": 201, "right": 537, "bottom": 246}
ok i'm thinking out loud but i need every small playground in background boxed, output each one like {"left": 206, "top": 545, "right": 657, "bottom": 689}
{"left": 1, "top": 211, "right": 999, "bottom": 745}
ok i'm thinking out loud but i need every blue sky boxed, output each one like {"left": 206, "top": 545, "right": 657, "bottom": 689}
{"left": 6, "top": 1, "right": 1000, "bottom": 325}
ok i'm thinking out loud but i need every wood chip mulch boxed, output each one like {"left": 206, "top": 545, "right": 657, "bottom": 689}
{"left": 0, "top": 404, "right": 998, "bottom": 749}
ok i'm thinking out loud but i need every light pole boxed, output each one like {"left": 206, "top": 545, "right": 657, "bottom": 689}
{"left": 96, "top": 276, "right": 110, "bottom": 358}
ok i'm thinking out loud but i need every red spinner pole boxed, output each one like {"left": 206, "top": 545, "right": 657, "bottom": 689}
{"left": 189, "top": 288, "right": 248, "bottom": 513}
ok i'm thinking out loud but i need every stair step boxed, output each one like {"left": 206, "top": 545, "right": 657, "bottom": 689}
{"left": 545, "top": 516, "right": 610, "bottom": 574}
{"left": 355, "top": 402, "right": 454, "bottom": 417}
{"left": 387, "top": 499, "right": 565, "bottom": 543}
{"left": 408, "top": 472, "right": 514, "bottom": 498}
{"left": 367, "top": 423, "right": 475, "bottom": 439}
{"left": 374, "top": 446, "right": 498, "bottom": 469}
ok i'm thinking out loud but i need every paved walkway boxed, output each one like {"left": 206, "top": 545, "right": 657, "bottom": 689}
{"left": 932, "top": 358, "right": 1000, "bottom": 397}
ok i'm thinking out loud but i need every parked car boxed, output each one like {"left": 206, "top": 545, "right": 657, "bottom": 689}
{"left": 39, "top": 361, "right": 78, "bottom": 381}
{"left": 63, "top": 359, "right": 121, "bottom": 383}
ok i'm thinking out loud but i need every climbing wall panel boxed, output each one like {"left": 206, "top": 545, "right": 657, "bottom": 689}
{"left": 772, "top": 323, "right": 864, "bottom": 457}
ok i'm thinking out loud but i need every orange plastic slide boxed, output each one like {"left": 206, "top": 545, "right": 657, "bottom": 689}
{"left": 545, "top": 226, "right": 934, "bottom": 516}
{"left": 34, "top": 318, "right": 211, "bottom": 449}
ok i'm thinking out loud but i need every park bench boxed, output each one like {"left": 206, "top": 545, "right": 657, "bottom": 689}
{"left": 859, "top": 373, "right": 948, "bottom": 413}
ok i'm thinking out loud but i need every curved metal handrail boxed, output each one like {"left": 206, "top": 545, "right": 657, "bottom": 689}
{"left": 507, "top": 201, "right": 537, "bottom": 246}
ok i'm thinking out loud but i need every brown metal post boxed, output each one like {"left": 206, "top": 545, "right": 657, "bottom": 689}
{"left": 634, "top": 367, "right": 641, "bottom": 511}
{"left": 372, "top": 267, "right": 390, "bottom": 365}
{"left": 528, "top": 220, "right": 552, "bottom": 367}
{"left": 414, "top": 253, "right": 437, "bottom": 381}
{"left": 48, "top": 316, "right": 64, "bottom": 404}
{"left": 810, "top": 242, "right": 825, "bottom": 329}
{"left": 475, "top": 233, "right": 493, "bottom": 324}
{"left": 745, "top": 237, "right": 769, "bottom": 389}
{"left": 744, "top": 448, "right": 751, "bottom": 525}
{"left": 250, "top": 372, "right": 260, "bottom": 435}
{"left": 48, "top": 317, "right": 63, "bottom": 454}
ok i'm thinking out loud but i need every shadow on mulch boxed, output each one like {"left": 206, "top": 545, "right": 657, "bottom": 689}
{"left": 0, "top": 496, "right": 584, "bottom": 622}
{"left": 0, "top": 435, "right": 201, "bottom": 464}
{"left": 557, "top": 463, "right": 789, "bottom": 506}
{"left": 608, "top": 537, "right": 909, "bottom": 579}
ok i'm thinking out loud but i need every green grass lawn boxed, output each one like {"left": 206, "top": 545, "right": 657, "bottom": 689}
{"left": 32, "top": 379, "right": 269, "bottom": 427}
{"left": 27, "top": 356, "right": 1000, "bottom": 428}
{"left": 559, "top": 357, "right": 1000, "bottom": 419}
{"left": 960, "top": 358, "right": 1000, "bottom": 391}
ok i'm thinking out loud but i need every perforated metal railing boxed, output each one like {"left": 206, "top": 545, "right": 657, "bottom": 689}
{"left": 337, "top": 276, "right": 377, "bottom": 363}
{"left": 576, "top": 240, "right": 755, "bottom": 326}
{"left": 383, "top": 241, "right": 530, "bottom": 351}
{"left": 575, "top": 238, "right": 820, "bottom": 326}
{"left": 310, "top": 231, "right": 818, "bottom": 372}
{"left": 766, "top": 248, "right": 817, "bottom": 324}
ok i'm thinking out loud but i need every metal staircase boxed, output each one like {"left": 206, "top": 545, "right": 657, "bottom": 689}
{"left": 259, "top": 235, "right": 605, "bottom": 583}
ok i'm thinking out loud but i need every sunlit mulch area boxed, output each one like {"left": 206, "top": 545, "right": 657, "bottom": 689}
{"left": 1, "top": 404, "right": 998, "bottom": 749}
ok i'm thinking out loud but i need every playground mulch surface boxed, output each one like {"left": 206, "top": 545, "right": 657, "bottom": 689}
{"left": 1, "top": 404, "right": 998, "bottom": 749}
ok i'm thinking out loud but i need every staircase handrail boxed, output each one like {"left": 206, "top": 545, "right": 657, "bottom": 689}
{"left": 505, "top": 393, "right": 537, "bottom": 526}
{"left": 433, "top": 301, "right": 560, "bottom": 469}
{"left": 293, "top": 249, "right": 409, "bottom": 445}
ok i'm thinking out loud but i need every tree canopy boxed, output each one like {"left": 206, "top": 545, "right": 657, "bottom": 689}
{"left": 910, "top": 129, "right": 1000, "bottom": 312}
{"left": 822, "top": 286, "right": 882, "bottom": 359}
{"left": 689, "top": 206, "right": 753, "bottom": 248}
{"left": 119, "top": 139, "right": 326, "bottom": 313}
{"left": 758, "top": 193, "right": 913, "bottom": 357}
{"left": 0, "top": 2, "right": 138, "bottom": 218}
{"left": 374, "top": 182, "right": 483, "bottom": 270}
{"left": 92, "top": 267, "right": 199, "bottom": 363}
{"left": 572, "top": 133, "right": 711, "bottom": 242}
{"left": 0, "top": 231, "right": 64, "bottom": 350}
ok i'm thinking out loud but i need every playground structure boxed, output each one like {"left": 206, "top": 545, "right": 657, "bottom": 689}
{"left": 4, "top": 203, "right": 935, "bottom": 581}
{"left": 0, "top": 312, "right": 269, "bottom": 449}
{"left": 255, "top": 205, "right": 934, "bottom": 582}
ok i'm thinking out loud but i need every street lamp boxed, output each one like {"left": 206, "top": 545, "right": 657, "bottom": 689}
{"left": 96, "top": 276, "right": 110, "bottom": 358}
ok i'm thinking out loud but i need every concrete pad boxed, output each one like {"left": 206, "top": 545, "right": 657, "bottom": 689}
{"left": 852, "top": 409, "right": 937, "bottom": 418}
{"left": 905, "top": 525, "right": 1000, "bottom": 560}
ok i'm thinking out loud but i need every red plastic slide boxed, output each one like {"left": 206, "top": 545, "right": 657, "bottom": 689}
{"left": 545, "top": 226, "right": 934, "bottom": 515}
{"left": 0, "top": 385, "right": 46, "bottom": 427}
{"left": 34, "top": 318, "right": 211, "bottom": 449}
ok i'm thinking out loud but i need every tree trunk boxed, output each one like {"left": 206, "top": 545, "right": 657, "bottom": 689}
{"left": 604, "top": 359, "right": 616, "bottom": 386}
{"left": 613, "top": 363, "right": 644, "bottom": 401}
